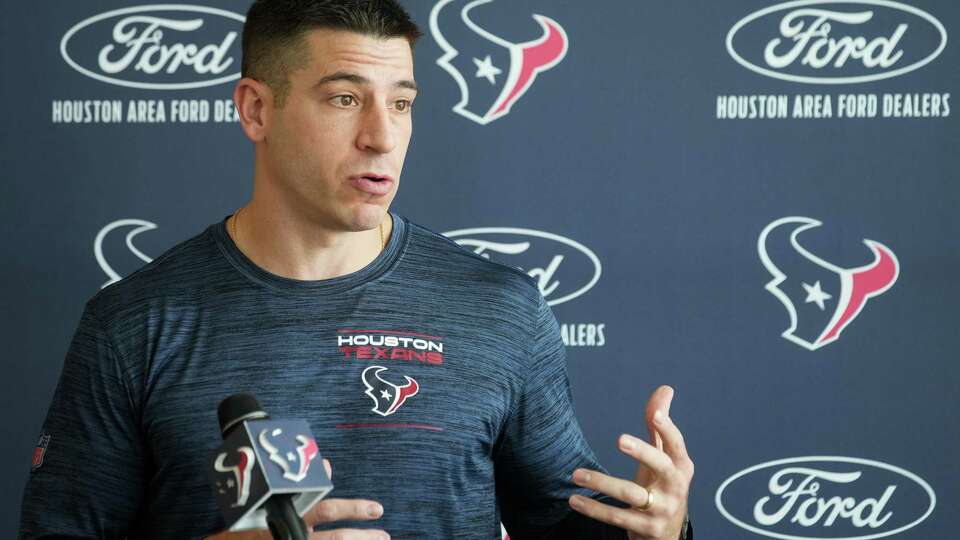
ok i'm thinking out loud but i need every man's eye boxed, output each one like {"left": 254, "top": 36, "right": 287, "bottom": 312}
{"left": 395, "top": 99, "right": 413, "bottom": 113}
{"left": 333, "top": 95, "right": 356, "bottom": 107}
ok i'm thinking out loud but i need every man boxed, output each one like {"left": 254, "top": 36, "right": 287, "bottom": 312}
{"left": 20, "top": 1, "right": 693, "bottom": 539}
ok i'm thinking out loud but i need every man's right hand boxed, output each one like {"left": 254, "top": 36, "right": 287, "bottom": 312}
{"left": 205, "top": 459, "right": 389, "bottom": 540}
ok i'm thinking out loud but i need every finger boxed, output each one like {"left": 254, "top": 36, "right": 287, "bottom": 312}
{"left": 572, "top": 468, "right": 650, "bottom": 508}
{"left": 619, "top": 433, "right": 674, "bottom": 479}
{"left": 652, "top": 410, "right": 693, "bottom": 472}
{"left": 645, "top": 385, "right": 674, "bottom": 450}
{"left": 568, "top": 495, "right": 660, "bottom": 537}
{"left": 305, "top": 499, "right": 384, "bottom": 526}
{"left": 323, "top": 458, "right": 332, "bottom": 479}
{"left": 312, "top": 529, "right": 390, "bottom": 540}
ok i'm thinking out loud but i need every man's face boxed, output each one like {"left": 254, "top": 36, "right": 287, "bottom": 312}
{"left": 262, "top": 29, "right": 416, "bottom": 232}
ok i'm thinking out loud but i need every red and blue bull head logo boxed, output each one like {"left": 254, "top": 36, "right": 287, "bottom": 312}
{"left": 257, "top": 428, "right": 319, "bottom": 483}
{"left": 429, "top": 0, "right": 568, "bottom": 125}
{"left": 213, "top": 446, "right": 255, "bottom": 507}
{"left": 362, "top": 365, "right": 419, "bottom": 416}
{"left": 758, "top": 217, "right": 899, "bottom": 350}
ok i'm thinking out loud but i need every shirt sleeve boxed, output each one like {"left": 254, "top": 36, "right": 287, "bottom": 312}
{"left": 494, "top": 292, "right": 627, "bottom": 539}
{"left": 19, "top": 300, "right": 148, "bottom": 539}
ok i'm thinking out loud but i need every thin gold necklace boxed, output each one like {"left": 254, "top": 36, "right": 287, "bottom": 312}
{"left": 230, "top": 207, "right": 385, "bottom": 253}
{"left": 379, "top": 217, "right": 384, "bottom": 249}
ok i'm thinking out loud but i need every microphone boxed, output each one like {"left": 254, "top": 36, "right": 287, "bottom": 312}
{"left": 208, "top": 393, "right": 333, "bottom": 540}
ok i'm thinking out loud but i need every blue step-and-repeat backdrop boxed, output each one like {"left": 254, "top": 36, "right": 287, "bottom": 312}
{"left": 3, "top": 1, "right": 958, "bottom": 538}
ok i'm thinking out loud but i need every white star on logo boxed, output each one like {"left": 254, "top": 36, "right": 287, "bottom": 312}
{"left": 380, "top": 389, "right": 392, "bottom": 400}
{"left": 472, "top": 55, "right": 502, "bottom": 85}
{"left": 226, "top": 478, "right": 235, "bottom": 488}
{"left": 802, "top": 280, "right": 832, "bottom": 310}
{"left": 287, "top": 451, "right": 296, "bottom": 462}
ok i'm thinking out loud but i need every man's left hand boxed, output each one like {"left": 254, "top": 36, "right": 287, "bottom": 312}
{"left": 567, "top": 385, "right": 693, "bottom": 540}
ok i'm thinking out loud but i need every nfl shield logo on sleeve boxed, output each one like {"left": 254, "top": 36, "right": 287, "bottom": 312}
{"left": 32, "top": 434, "right": 51, "bottom": 472}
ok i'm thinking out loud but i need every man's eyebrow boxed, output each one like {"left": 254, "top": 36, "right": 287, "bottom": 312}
{"left": 316, "top": 71, "right": 368, "bottom": 87}
{"left": 396, "top": 79, "right": 418, "bottom": 92}
{"left": 316, "top": 71, "right": 418, "bottom": 92}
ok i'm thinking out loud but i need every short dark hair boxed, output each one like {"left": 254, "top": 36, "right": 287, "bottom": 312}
{"left": 242, "top": 0, "right": 422, "bottom": 107}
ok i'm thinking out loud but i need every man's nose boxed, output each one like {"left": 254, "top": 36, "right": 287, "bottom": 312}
{"left": 355, "top": 104, "right": 396, "bottom": 154}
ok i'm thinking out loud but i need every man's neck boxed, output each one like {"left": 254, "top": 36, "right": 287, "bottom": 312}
{"left": 227, "top": 202, "right": 393, "bottom": 282}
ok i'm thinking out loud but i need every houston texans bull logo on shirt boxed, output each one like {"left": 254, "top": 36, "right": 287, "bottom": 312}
{"left": 336, "top": 329, "right": 441, "bottom": 416}
{"left": 758, "top": 217, "right": 899, "bottom": 350}
{"left": 362, "top": 366, "right": 420, "bottom": 417}
{"left": 429, "top": 0, "right": 569, "bottom": 125}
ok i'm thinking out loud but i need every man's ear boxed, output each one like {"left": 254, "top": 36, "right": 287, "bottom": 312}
{"left": 233, "top": 77, "right": 274, "bottom": 142}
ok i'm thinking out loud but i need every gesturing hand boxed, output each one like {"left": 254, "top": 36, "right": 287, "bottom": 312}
{"left": 206, "top": 459, "right": 390, "bottom": 540}
{"left": 567, "top": 385, "right": 693, "bottom": 540}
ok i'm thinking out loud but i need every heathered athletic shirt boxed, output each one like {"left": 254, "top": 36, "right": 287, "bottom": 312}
{"left": 20, "top": 213, "right": 630, "bottom": 539}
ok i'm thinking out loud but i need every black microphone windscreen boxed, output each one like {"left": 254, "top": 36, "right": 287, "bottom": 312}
{"left": 218, "top": 393, "right": 267, "bottom": 438}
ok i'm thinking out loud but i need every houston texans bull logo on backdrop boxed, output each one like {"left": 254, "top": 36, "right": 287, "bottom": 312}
{"left": 429, "top": 0, "right": 568, "bottom": 125}
{"left": 362, "top": 366, "right": 420, "bottom": 417}
{"left": 257, "top": 428, "right": 319, "bottom": 483}
{"left": 758, "top": 217, "right": 899, "bottom": 351}
{"left": 95, "top": 219, "right": 157, "bottom": 288}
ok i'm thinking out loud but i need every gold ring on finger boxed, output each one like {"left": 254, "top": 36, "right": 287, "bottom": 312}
{"left": 638, "top": 488, "right": 654, "bottom": 511}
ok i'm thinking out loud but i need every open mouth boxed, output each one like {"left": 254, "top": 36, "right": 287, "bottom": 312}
{"left": 351, "top": 174, "right": 393, "bottom": 195}
{"left": 355, "top": 173, "right": 392, "bottom": 183}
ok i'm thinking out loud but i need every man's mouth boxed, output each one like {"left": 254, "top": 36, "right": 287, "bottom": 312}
{"left": 350, "top": 173, "right": 395, "bottom": 196}
{"left": 353, "top": 172, "right": 394, "bottom": 183}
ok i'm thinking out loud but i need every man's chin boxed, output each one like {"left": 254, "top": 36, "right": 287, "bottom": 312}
{"left": 343, "top": 205, "right": 390, "bottom": 232}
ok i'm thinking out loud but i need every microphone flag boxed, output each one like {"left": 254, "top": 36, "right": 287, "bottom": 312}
{"left": 208, "top": 418, "right": 332, "bottom": 531}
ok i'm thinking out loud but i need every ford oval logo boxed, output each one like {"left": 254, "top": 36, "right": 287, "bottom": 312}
{"left": 60, "top": 4, "right": 245, "bottom": 90}
{"left": 442, "top": 227, "right": 601, "bottom": 306}
{"left": 716, "top": 456, "right": 936, "bottom": 539}
{"left": 726, "top": 0, "right": 947, "bottom": 84}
